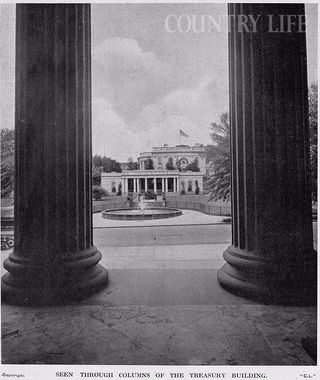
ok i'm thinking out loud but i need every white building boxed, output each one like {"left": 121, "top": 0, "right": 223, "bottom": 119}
{"left": 138, "top": 144, "right": 206, "bottom": 172}
{"left": 101, "top": 144, "right": 206, "bottom": 195}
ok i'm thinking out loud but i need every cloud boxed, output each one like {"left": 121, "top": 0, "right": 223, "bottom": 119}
{"left": 129, "top": 77, "right": 228, "bottom": 149}
{"left": 92, "top": 38, "right": 177, "bottom": 121}
{"left": 92, "top": 97, "right": 142, "bottom": 162}
{"left": 93, "top": 38, "right": 169, "bottom": 76}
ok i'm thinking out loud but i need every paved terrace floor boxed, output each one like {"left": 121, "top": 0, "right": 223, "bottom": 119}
{"left": 1, "top": 211, "right": 317, "bottom": 365}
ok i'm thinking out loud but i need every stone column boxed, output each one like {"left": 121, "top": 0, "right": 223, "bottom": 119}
{"left": 161, "top": 178, "right": 164, "bottom": 192}
{"left": 153, "top": 178, "right": 157, "bottom": 193}
{"left": 137, "top": 178, "right": 140, "bottom": 193}
{"left": 218, "top": 4, "right": 316, "bottom": 304}
{"left": 133, "top": 178, "right": 137, "bottom": 193}
{"left": 165, "top": 178, "right": 168, "bottom": 193}
{"left": 145, "top": 177, "right": 148, "bottom": 192}
{"left": 2, "top": 4, "right": 109, "bottom": 305}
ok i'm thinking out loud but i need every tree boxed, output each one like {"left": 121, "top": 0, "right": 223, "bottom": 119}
{"left": 204, "top": 112, "right": 231, "bottom": 202}
{"left": 92, "top": 155, "right": 102, "bottom": 185}
{"left": 1, "top": 128, "right": 14, "bottom": 199}
{"left": 165, "top": 157, "right": 175, "bottom": 170}
{"left": 127, "top": 157, "right": 138, "bottom": 170}
{"left": 92, "top": 154, "right": 121, "bottom": 184}
{"left": 145, "top": 158, "right": 154, "bottom": 170}
{"left": 92, "top": 185, "right": 107, "bottom": 200}
{"left": 186, "top": 159, "right": 200, "bottom": 172}
{"left": 308, "top": 82, "right": 317, "bottom": 204}
{"left": 101, "top": 156, "right": 122, "bottom": 173}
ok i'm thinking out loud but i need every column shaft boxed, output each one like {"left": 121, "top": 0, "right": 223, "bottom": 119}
{"left": 218, "top": 4, "right": 316, "bottom": 304}
{"left": 2, "top": 4, "right": 108, "bottom": 305}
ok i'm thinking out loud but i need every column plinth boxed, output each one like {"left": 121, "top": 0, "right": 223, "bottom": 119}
{"left": 218, "top": 4, "right": 316, "bottom": 304}
{"left": 2, "top": 4, "right": 108, "bottom": 305}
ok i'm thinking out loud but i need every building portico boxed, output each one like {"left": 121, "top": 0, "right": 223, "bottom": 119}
{"left": 102, "top": 170, "right": 203, "bottom": 196}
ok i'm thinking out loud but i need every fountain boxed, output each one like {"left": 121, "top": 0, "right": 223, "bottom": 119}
{"left": 139, "top": 195, "right": 146, "bottom": 213}
{"left": 102, "top": 193, "right": 182, "bottom": 220}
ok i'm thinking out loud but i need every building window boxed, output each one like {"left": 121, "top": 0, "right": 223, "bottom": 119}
{"left": 158, "top": 157, "right": 162, "bottom": 164}
{"left": 188, "top": 181, "right": 192, "bottom": 192}
{"left": 111, "top": 181, "right": 116, "bottom": 193}
{"left": 181, "top": 158, "right": 188, "bottom": 165}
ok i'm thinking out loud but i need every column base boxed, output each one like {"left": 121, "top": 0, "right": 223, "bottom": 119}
{"left": 218, "top": 246, "right": 317, "bottom": 305}
{"left": 1, "top": 247, "right": 109, "bottom": 305}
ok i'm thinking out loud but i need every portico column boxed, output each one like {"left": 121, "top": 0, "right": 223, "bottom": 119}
{"left": 145, "top": 177, "right": 148, "bottom": 192}
{"left": 137, "top": 178, "right": 140, "bottom": 193}
{"left": 161, "top": 178, "right": 164, "bottom": 192}
{"left": 153, "top": 178, "right": 157, "bottom": 193}
{"left": 218, "top": 4, "right": 316, "bottom": 304}
{"left": 133, "top": 178, "right": 137, "bottom": 193}
{"left": 165, "top": 178, "right": 168, "bottom": 193}
{"left": 2, "top": 4, "right": 108, "bottom": 305}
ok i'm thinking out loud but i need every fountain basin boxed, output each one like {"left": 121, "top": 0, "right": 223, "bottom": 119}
{"left": 102, "top": 207, "right": 182, "bottom": 220}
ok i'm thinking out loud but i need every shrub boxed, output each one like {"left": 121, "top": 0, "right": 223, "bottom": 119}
{"left": 93, "top": 186, "right": 107, "bottom": 200}
{"left": 186, "top": 159, "right": 200, "bottom": 172}
{"left": 144, "top": 190, "right": 155, "bottom": 200}
{"left": 180, "top": 181, "right": 186, "bottom": 195}
{"left": 195, "top": 180, "right": 200, "bottom": 195}
{"left": 166, "top": 157, "right": 175, "bottom": 170}
{"left": 145, "top": 158, "right": 154, "bottom": 170}
{"left": 117, "top": 183, "right": 122, "bottom": 195}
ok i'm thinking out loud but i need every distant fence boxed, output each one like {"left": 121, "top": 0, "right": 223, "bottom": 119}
{"left": 93, "top": 201, "right": 129, "bottom": 213}
{"left": 93, "top": 199, "right": 231, "bottom": 216}
{"left": 166, "top": 201, "right": 231, "bottom": 216}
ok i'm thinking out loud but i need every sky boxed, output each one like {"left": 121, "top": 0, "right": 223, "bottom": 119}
{"left": 0, "top": 3, "right": 318, "bottom": 162}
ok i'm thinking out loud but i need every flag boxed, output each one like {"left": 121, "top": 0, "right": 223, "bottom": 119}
{"left": 179, "top": 129, "right": 189, "bottom": 138}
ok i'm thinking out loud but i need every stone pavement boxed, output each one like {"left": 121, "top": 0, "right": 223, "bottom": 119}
{"left": 1, "top": 221, "right": 317, "bottom": 365}
{"left": 2, "top": 303, "right": 316, "bottom": 365}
